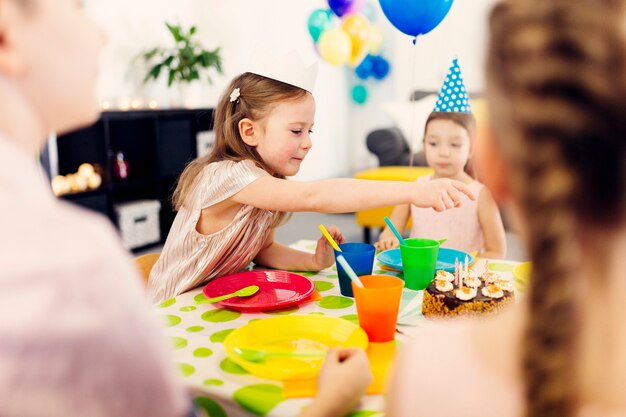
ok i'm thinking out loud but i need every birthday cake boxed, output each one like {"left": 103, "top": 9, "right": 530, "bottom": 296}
{"left": 421, "top": 263, "right": 515, "bottom": 318}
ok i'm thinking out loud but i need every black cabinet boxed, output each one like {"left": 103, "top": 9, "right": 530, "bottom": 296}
{"left": 53, "top": 108, "right": 213, "bottom": 251}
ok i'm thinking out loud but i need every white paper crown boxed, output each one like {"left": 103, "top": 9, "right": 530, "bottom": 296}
{"left": 246, "top": 50, "right": 318, "bottom": 93}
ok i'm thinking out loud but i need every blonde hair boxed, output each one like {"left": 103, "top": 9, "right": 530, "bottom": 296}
{"left": 172, "top": 73, "right": 308, "bottom": 226}
{"left": 424, "top": 111, "right": 477, "bottom": 177}
{"left": 487, "top": 0, "right": 626, "bottom": 416}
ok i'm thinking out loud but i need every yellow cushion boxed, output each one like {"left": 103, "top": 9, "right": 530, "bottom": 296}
{"left": 354, "top": 166, "right": 433, "bottom": 229}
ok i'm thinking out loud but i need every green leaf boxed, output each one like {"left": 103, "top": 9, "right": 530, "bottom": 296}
{"left": 143, "top": 63, "right": 163, "bottom": 83}
{"left": 142, "top": 47, "right": 161, "bottom": 60}
{"left": 166, "top": 22, "right": 182, "bottom": 42}
{"left": 167, "top": 71, "right": 176, "bottom": 86}
{"left": 190, "top": 25, "right": 197, "bottom": 35}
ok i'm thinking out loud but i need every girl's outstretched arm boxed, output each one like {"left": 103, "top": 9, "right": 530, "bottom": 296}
{"left": 477, "top": 187, "right": 507, "bottom": 259}
{"left": 375, "top": 204, "right": 411, "bottom": 251}
{"left": 253, "top": 226, "right": 344, "bottom": 271}
{"left": 233, "top": 176, "right": 474, "bottom": 214}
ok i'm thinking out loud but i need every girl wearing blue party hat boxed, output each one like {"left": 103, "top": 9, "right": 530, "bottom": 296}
{"left": 376, "top": 58, "right": 507, "bottom": 259}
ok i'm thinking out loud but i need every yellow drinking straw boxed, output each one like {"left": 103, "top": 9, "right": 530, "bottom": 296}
{"left": 318, "top": 224, "right": 342, "bottom": 252}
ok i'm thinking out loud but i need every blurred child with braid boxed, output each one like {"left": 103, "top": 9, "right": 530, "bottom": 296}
{"left": 381, "top": 0, "right": 626, "bottom": 416}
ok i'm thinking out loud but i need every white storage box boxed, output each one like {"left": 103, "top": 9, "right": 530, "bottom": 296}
{"left": 114, "top": 199, "right": 161, "bottom": 249}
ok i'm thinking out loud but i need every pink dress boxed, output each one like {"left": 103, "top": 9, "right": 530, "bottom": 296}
{"left": 410, "top": 175, "right": 485, "bottom": 254}
{"left": 148, "top": 160, "right": 275, "bottom": 303}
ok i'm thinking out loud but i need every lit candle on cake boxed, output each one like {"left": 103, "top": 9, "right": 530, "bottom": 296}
{"left": 455, "top": 258, "right": 459, "bottom": 287}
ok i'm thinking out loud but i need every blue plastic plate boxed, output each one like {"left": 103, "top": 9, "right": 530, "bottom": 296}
{"left": 377, "top": 247, "right": 474, "bottom": 272}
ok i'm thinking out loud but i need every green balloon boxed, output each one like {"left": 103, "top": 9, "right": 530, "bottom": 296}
{"left": 308, "top": 9, "right": 333, "bottom": 42}
{"left": 352, "top": 85, "right": 368, "bottom": 105}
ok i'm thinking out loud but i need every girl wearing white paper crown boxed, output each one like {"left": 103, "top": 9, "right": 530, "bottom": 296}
{"left": 147, "top": 53, "right": 476, "bottom": 303}
{"left": 375, "top": 59, "right": 507, "bottom": 259}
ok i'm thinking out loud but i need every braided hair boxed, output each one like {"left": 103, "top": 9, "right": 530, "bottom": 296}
{"left": 486, "top": 0, "right": 626, "bottom": 416}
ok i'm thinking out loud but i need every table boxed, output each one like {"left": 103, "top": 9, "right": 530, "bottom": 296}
{"left": 155, "top": 240, "right": 523, "bottom": 417}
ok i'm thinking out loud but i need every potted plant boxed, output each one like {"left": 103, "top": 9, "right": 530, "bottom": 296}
{"left": 141, "top": 22, "right": 223, "bottom": 107}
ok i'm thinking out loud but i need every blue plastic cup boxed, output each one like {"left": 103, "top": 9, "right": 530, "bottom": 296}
{"left": 333, "top": 242, "right": 376, "bottom": 297}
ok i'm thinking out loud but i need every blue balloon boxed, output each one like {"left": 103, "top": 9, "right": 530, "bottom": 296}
{"left": 378, "top": 0, "right": 454, "bottom": 37}
{"left": 355, "top": 55, "right": 374, "bottom": 80}
{"left": 371, "top": 56, "right": 390, "bottom": 80}
{"left": 328, "top": 0, "right": 357, "bottom": 17}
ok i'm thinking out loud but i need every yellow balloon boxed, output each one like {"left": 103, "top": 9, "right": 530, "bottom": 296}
{"left": 368, "top": 25, "right": 383, "bottom": 54}
{"left": 318, "top": 28, "right": 351, "bottom": 66}
{"left": 342, "top": 14, "right": 371, "bottom": 67}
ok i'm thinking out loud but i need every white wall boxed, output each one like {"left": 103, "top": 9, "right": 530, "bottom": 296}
{"left": 86, "top": 0, "right": 495, "bottom": 180}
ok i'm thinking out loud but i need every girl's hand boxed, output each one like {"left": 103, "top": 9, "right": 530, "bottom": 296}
{"left": 312, "top": 225, "right": 344, "bottom": 270}
{"left": 302, "top": 349, "right": 371, "bottom": 417}
{"left": 375, "top": 236, "right": 399, "bottom": 252}
{"left": 412, "top": 178, "right": 475, "bottom": 212}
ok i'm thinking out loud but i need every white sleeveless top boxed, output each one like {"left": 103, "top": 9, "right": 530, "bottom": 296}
{"left": 410, "top": 175, "right": 485, "bottom": 254}
{"left": 148, "top": 160, "right": 274, "bottom": 303}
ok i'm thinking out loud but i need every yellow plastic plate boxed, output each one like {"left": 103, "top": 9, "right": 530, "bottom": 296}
{"left": 223, "top": 315, "right": 368, "bottom": 380}
{"left": 512, "top": 261, "right": 531, "bottom": 294}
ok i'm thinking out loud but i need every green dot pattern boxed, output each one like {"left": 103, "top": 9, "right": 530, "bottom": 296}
{"left": 210, "top": 328, "right": 234, "bottom": 343}
{"left": 316, "top": 295, "right": 353, "bottom": 309}
{"left": 194, "top": 293, "right": 209, "bottom": 303}
{"left": 326, "top": 274, "right": 338, "bottom": 280}
{"left": 179, "top": 305, "right": 196, "bottom": 312}
{"left": 194, "top": 396, "right": 227, "bottom": 417}
{"left": 170, "top": 336, "right": 188, "bottom": 350}
{"left": 157, "top": 298, "right": 176, "bottom": 308}
{"left": 203, "top": 378, "right": 224, "bottom": 386}
{"left": 339, "top": 314, "right": 359, "bottom": 325}
{"left": 186, "top": 325, "right": 204, "bottom": 333}
{"left": 313, "top": 280, "right": 335, "bottom": 291}
{"left": 220, "top": 358, "right": 249, "bottom": 375}
{"left": 193, "top": 347, "right": 213, "bottom": 358}
{"left": 201, "top": 309, "right": 241, "bottom": 323}
{"left": 233, "top": 384, "right": 283, "bottom": 416}
{"left": 346, "top": 411, "right": 382, "bottom": 417}
{"left": 489, "top": 262, "right": 515, "bottom": 272}
{"left": 178, "top": 362, "right": 195, "bottom": 377}
{"left": 162, "top": 315, "right": 181, "bottom": 328}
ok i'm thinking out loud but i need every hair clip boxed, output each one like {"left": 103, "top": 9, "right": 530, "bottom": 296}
{"left": 229, "top": 87, "right": 241, "bottom": 103}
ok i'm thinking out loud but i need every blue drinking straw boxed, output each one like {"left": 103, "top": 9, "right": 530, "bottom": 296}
{"left": 384, "top": 216, "right": 407, "bottom": 246}
{"left": 336, "top": 255, "right": 365, "bottom": 288}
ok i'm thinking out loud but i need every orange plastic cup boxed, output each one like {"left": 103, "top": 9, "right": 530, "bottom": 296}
{"left": 352, "top": 275, "right": 404, "bottom": 342}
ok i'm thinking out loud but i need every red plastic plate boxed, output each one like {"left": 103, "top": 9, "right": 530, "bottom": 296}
{"left": 202, "top": 270, "right": 314, "bottom": 312}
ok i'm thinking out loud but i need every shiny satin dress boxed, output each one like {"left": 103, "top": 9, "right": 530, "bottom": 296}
{"left": 148, "top": 160, "right": 275, "bottom": 303}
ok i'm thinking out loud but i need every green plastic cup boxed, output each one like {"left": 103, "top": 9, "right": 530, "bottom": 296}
{"left": 399, "top": 238, "right": 440, "bottom": 290}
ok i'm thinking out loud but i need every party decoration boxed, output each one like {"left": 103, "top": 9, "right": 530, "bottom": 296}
{"left": 368, "top": 25, "right": 384, "bottom": 54}
{"left": 328, "top": 0, "right": 358, "bottom": 17}
{"left": 379, "top": 0, "right": 454, "bottom": 38}
{"left": 433, "top": 58, "right": 471, "bottom": 113}
{"left": 371, "top": 55, "right": 390, "bottom": 80}
{"left": 308, "top": 1, "right": 391, "bottom": 105}
{"left": 341, "top": 14, "right": 371, "bottom": 66}
{"left": 318, "top": 28, "right": 352, "bottom": 66}
{"left": 355, "top": 55, "right": 374, "bottom": 80}
{"left": 352, "top": 85, "right": 368, "bottom": 104}
{"left": 307, "top": 9, "right": 334, "bottom": 42}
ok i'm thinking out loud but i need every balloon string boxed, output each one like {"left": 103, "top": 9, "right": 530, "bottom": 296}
{"left": 408, "top": 35, "right": 419, "bottom": 168}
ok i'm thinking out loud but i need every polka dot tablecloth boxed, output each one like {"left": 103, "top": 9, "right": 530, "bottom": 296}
{"left": 156, "top": 240, "right": 523, "bottom": 417}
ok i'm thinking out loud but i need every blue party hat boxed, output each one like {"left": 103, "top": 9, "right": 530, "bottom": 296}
{"left": 433, "top": 58, "right": 471, "bottom": 113}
